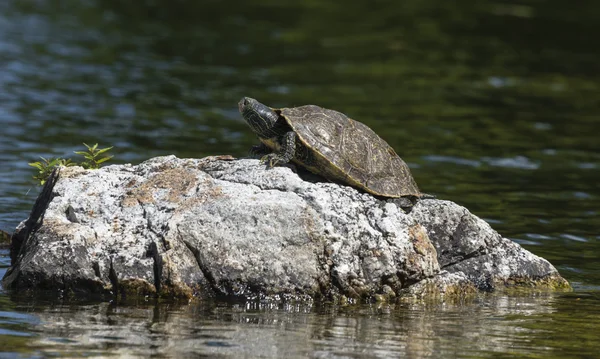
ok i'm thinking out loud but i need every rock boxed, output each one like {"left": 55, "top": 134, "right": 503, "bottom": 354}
{"left": 2, "top": 156, "right": 570, "bottom": 301}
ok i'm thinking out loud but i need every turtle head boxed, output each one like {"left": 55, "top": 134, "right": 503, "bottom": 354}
{"left": 238, "top": 97, "right": 257, "bottom": 113}
{"left": 238, "top": 97, "right": 280, "bottom": 137}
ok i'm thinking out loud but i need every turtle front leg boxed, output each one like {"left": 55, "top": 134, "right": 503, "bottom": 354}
{"left": 249, "top": 143, "right": 271, "bottom": 158}
{"left": 261, "top": 131, "right": 296, "bottom": 167}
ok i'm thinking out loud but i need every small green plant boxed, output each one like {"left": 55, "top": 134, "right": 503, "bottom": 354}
{"left": 29, "top": 143, "right": 114, "bottom": 185}
{"left": 29, "top": 157, "right": 75, "bottom": 185}
{"left": 75, "top": 143, "right": 114, "bottom": 169}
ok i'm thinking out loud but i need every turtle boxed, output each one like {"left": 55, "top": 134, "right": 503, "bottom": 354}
{"left": 238, "top": 97, "right": 425, "bottom": 202}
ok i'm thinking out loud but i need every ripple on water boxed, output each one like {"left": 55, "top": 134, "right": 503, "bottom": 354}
{"left": 481, "top": 156, "right": 539, "bottom": 170}
{"left": 524, "top": 233, "right": 554, "bottom": 241}
{"left": 512, "top": 238, "right": 542, "bottom": 246}
{"left": 421, "top": 155, "right": 481, "bottom": 167}
{"left": 422, "top": 155, "right": 540, "bottom": 170}
{"left": 560, "top": 233, "right": 588, "bottom": 242}
{"left": 483, "top": 218, "right": 503, "bottom": 225}
{"left": 573, "top": 191, "right": 592, "bottom": 199}
{"left": 533, "top": 122, "right": 553, "bottom": 130}
{"left": 0, "top": 311, "right": 41, "bottom": 341}
{"left": 578, "top": 162, "right": 597, "bottom": 169}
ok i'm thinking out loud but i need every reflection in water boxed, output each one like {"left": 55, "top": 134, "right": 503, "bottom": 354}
{"left": 3, "top": 294, "right": 597, "bottom": 358}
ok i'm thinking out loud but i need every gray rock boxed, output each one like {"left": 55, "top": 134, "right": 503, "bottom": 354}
{"left": 2, "top": 156, "right": 570, "bottom": 301}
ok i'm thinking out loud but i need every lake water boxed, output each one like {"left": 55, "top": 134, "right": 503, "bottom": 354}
{"left": 1, "top": 0, "right": 599, "bottom": 357}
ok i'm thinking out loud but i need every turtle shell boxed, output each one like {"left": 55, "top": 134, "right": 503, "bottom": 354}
{"left": 279, "top": 105, "right": 421, "bottom": 198}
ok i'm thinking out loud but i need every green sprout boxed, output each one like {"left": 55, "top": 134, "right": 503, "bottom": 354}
{"left": 29, "top": 157, "right": 74, "bottom": 185}
{"left": 28, "top": 143, "right": 114, "bottom": 185}
{"left": 75, "top": 143, "right": 114, "bottom": 170}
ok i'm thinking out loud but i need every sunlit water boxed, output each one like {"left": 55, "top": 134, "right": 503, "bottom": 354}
{"left": 1, "top": 0, "right": 599, "bottom": 358}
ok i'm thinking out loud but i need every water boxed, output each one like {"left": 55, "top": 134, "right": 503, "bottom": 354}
{"left": 1, "top": 0, "right": 599, "bottom": 357}
{"left": 0, "top": 291, "right": 597, "bottom": 358}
